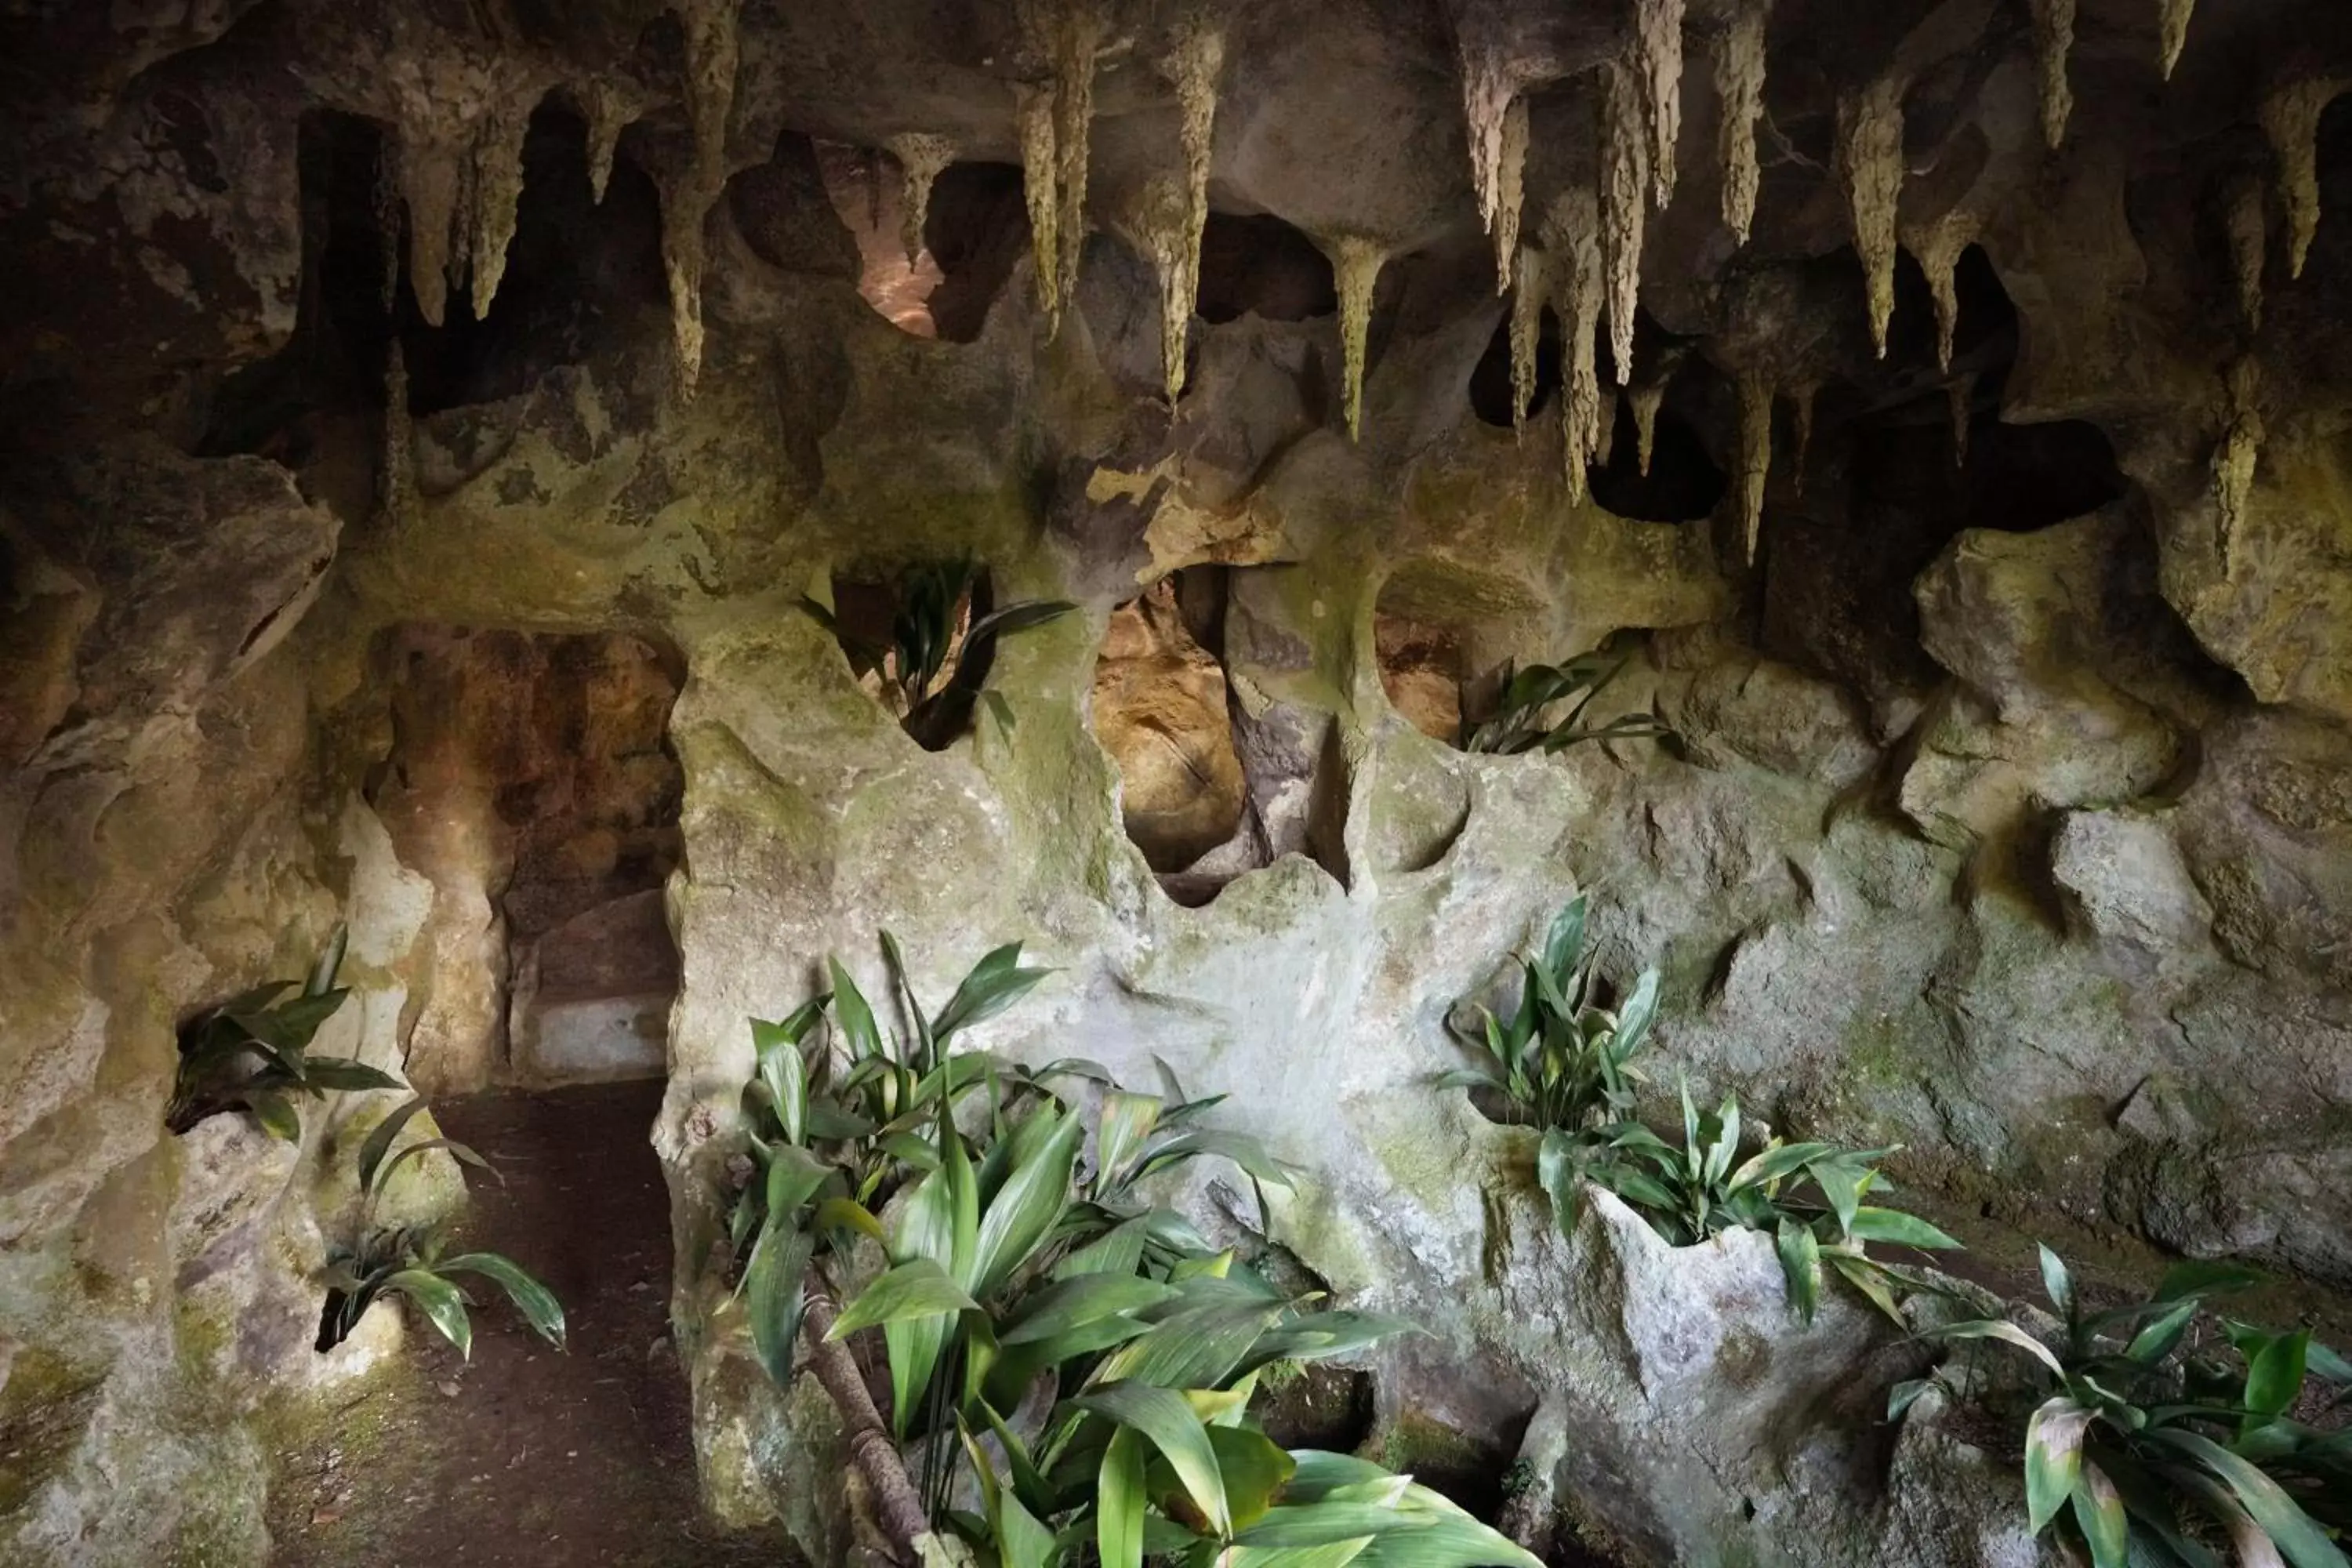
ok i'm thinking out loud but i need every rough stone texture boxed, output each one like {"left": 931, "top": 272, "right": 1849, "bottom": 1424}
{"left": 5, "top": 0, "right": 2352, "bottom": 1561}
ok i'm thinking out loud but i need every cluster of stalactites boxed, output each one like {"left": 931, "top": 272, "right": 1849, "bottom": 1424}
{"left": 1458, "top": 46, "right": 1519, "bottom": 292}
{"left": 1327, "top": 234, "right": 1389, "bottom": 441}
{"left": 1736, "top": 372, "right": 1770, "bottom": 565}
{"left": 1633, "top": 0, "right": 1686, "bottom": 211}
{"left": 1710, "top": 0, "right": 1769, "bottom": 246}
{"left": 661, "top": 0, "right": 742, "bottom": 398}
{"left": 2262, "top": 76, "right": 2347, "bottom": 281}
{"left": 1838, "top": 73, "right": 1906, "bottom": 358}
{"left": 2024, "top": 0, "right": 2076, "bottom": 150}
{"left": 1541, "top": 188, "right": 1606, "bottom": 502}
{"left": 886, "top": 132, "right": 956, "bottom": 263}
{"left": 1015, "top": 0, "right": 1105, "bottom": 340}
{"left": 2212, "top": 358, "right": 2262, "bottom": 572}
{"left": 1156, "top": 14, "right": 1226, "bottom": 402}
{"left": 1904, "top": 205, "right": 1980, "bottom": 371}
{"left": 390, "top": 62, "right": 541, "bottom": 333}
{"left": 1599, "top": 60, "right": 1650, "bottom": 387}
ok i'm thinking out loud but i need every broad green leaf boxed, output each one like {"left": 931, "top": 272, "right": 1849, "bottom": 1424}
{"left": 440, "top": 1251, "right": 567, "bottom": 1350}
{"left": 2154, "top": 1259, "right": 2263, "bottom": 1303}
{"left": 829, "top": 958, "right": 887, "bottom": 1063}
{"left": 247, "top": 1089, "right": 302, "bottom": 1142}
{"left": 1541, "top": 898, "right": 1588, "bottom": 991}
{"left": 1076, "top": 1383, "right": 1229, "bottom": 1534}
{"left": 811, "top": 1196, "right": 886, "bottom": 1243}
{"left": 2142, "top": 1427, "right": 2347, "bottom": 1568}
{"left": 765, "top": 1143, "right": 831, "bottom": 1221}
{"left": 996, "top": 1486, "right": 1058, "bottom": 1568}
{"left": 2025, "top": 1397, "right": 2092, "bottom": 1534}
{"left": 1775, "top": 1218, "right": 1821, "bottom": 1325}
{"left": 1211, "top": 1427, "right": 1297, "bottom": 1530}
{"left": 2242, "top": 1328, "right": 2310, "bottom": 1428}
{"left": 305, "top": 924, "right": 350, "bottom": 998}
{"left": 1091, "top": 1299, "right": 1287, "bottom": 1391}
{"left": 1094, "top": 1091, "right": 1163, "bottom": 1193}
{"left": 1611, "top": 967, "right": 1660, "bottom": 1055}
{"left": 1887, "top": 1379, "right": 1933, "bottom": 1421}
{"left": 1825, "top": 1252, "right": 1907, "bottom": 1327}
{"left": 385, "top": 1269, "right": 474, "bottom": 1359}
{"left": 299, "top": 1058, "right": 405, "bottom": 1094}
{"left": 1724, "top": 1139, "right": 1839, "bottom": 1195}
{"left": 358, "top": 1097, "right": 430, "bottom": 1194}
{"left": 1098, "top": 1427, "right": 1146, "bottom": 1568}
{"left": 932, "top": 943, "right": 1053, "bottom": 1044}
{"left": 744, "top": 1223, "right": 815, "bottom": 1385}
{"left": 2124, "top": 1297, "right": 2203, "bottom": 1367}
{"left": 1844, "top": 1207, "right": 1961, "bottom": 1250}
{"left": 828, "top": 1258, "right": 978, "bottom": 1337}
{"left": 376, "top": 1137, "right": 497, "bottom": 1196}
{"left": 1141, "top": 1129, "right": 1297, "bottom": 1191}
{"left": 751, "top": 1014, "right": 811, "bottom": 1145}
{"left": 1000, "top": 1275, "right": 1178, "bottom": 1346}
{"left": 1056, "top": 1215, "right": 1150, "bottom": 1280}
{"left": 972, "top": 1109, "right": 1082, "bottom": 1298}
{"left": 2038, "top": 1244, "right": 2076, "bottom": 1324}
{"left": 1925, "top": 1318, "right": 2065, "bottom": 1377}
{"left": 2071, "top": 1462, "right": 2129, "bottom": 1568}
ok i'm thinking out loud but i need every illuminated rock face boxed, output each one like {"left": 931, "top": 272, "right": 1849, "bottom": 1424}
{"left": 8, "top": 1, "right": 2352, "bottom": 1563}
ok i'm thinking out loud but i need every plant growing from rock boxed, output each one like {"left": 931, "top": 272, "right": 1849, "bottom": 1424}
{"left": 166, "top": 925, "right": 403, "bottom": 1142}
{"left": 1441, "top": 894, "right": 1658, "bottom": 1134}
{"left": 1459, "top": 651, "right": 1670, "bottom": 755}
{"left": 734, "top": 934, "right": 1540, "bottom": 1568}
{"left": 1548, "top": 1078, "right": 1961, "bottom": 1326}
{"left": 801, "top": 561, "right": 1076, "bottom": 749}
{"left": 1896, "top": 1247, "right": 2351, "bottom": 1568}
{"left": 315, "top": 1095, "right": 566, "bottom": 1360}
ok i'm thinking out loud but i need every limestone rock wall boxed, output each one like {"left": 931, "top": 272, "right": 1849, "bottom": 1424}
{"left": 5, "top": 0, "right": 2352, "bottom": 1561}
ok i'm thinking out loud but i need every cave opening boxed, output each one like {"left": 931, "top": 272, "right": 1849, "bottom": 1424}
{"left": 1196, "top": 211, "right": 1340, "bottom": 323}
{"left": 1467, "top": 305, "right": 1563, "bottom": 428}
{"left": 813, "top": 143, "right": 1033, "bottom": 341}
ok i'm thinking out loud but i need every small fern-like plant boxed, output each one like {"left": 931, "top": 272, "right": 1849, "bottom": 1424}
{"left": 167, "top": 925, "right": 401, "bottom": 1142}
{"left": 315, "top": 1096, "right": 565, "bottom": 1360}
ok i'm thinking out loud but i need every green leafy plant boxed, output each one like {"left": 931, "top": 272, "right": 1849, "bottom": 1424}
{"left": 1895, "top": 1248, "right": 2351, "bottom": 1568}
{"left": 802, "top": 561, "right": 1076, "bottom": 749}
{"left": 734, "top": 934, "right": 1540, "bottom": 1568}
{"left": 1544, "top": 1078, "right": 1961, "bottom": 1326}
{"left": 1460, "top": 651, "right": 1671, "bottom": 755}
{"left": 166, "top": 925, "right": 402, "bottom": 1142}
{"left": 1439, "top": 895, "right": 1658, "bottom": 1134}
{"left": 315, "top": 1095, "right": 566, "bottom": 1361}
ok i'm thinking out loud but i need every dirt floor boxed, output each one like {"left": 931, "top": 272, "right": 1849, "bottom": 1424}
{"left": 265, "top": 1080, "right": 798, "bottom": 1568}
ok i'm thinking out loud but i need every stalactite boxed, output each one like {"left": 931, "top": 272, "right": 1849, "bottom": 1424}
{"left": 1329, "top": 234, "right": 1388, "bottom": 442}
{"left": 579, "top": 81, "right": 631, "bottom": 205}
{"left": 886, "top": 132, "right": 956, "bottom": 263}
{"left": 2156, "top": 0, "right": 2195, "bottom": 81}
{"left": 2029, "top": 0, "right": 2074, "bottom": 150}
{"left": 1711, "top": 0, "right": 1769, "bottom": 246}
{"left": 381, "top": 337, "right": 414, "bottom": 529}
{"left": 1493, "top": 96, "right": 1530, "bottom": 294}
{"left": 1634, "top": 0, "right": 1686, "bottom": 211}
{"left": 1790, "top": 380, "right": 1817, "bottom": 496}
{"left": 1048, "top": 0, "right": 1105, "bottom": 340}
{"left": 1904, "top": 206, "right": 1980, "bottom": 371}
{"left": 1600, "top": 60, "right": 1650, "bottom": 386}
{"left": 1737, "top": 372, "right": 1771, "bottom": 566}
{"left": 1116, "top": 176, "right": 1196, "bottom": 410}
{"left": 2261, "top": 76, "right": 2347, "bottom": 280}
{"left": 1015, "top": 85, "right": 1061, "bottom": 331}
{"left": 2212, "top": 358, "right": 2261, "bottom": 572}
{"left": 1509, "top": 243, "right": 1547, "bottom": 439}
{"left": 2227, "top": 171, "right": 2267, "bottom": 332}
{"left": 1160, "top": 16, "right": 1225, "bottom": 384}
{"left": 665, "top": 0, "right": 742, "bottom": 397}
{"left": 468, "top": 92, "right": 531, "bottom": 321}
{"left": 1948, "top": 372, "right": 1976, "bottom": 466}
{"left": 1542, "top": 189, "right": 1606, "bottom": 500}
{"left": 1838, "top": 73, "right": 1905, "bottom": 358}
{"left": 395, "top": 125, "right": 465, "bottom": 327}
{"left": 1631, "top": 372, "right": 1668, "bottom": 477}
{"left": 1459, "top": 47, "right": 1513, "bottom": 247}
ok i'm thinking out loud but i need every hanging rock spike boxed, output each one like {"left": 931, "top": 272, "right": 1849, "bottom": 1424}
{"left": 1116, "top": 176, "right": 1196, "bottom": 410}
{"left": 1634, "top": 0, "right": 1686, "bottom": 211}
{"left": 1904, "top": 206, "right": 1980, "bottom": 371}
{"left": 1600, "top": 58, "right": 1651, "bottom": 386}
{"left": 1459, "top": 45, "right": 1513, "bottom": 242}
{"left": 468, "top": 90, "right": 532, "bottom": 320}
{"left": 1542, "top": 188, "right": 1606, "bottom": 500}
{"left": 1737, "top": 372, "right": 1771, "bottom": 565}
{"left": 1015, "top": 84, "right": 1061, "bottom": 331}
{"left": 579, "top": 80, "right": 632, "bottom": 205}
{"left": 1629, "top": 348, "right": 1681, "bottom": 477}
{"left": 2261, "top": 76, "right": 2347, "bottom": 279}
{"left": 2157, "top": 0, "right": 2195, "bottom": 81}
{"left": 1711, "top": 0, "right": 1769, "bottom": 245}
{"left": 2212, "top": 358, "right": 2261, "bottom": 573}
{"left": 1509, "top": 243, "right": 1548, "bottom": 439}
{"left": 395, "top": 123, "right": 465, "bottom": 327}
{"left": 2227, "top": 171, "right": 2267, "bottom": 332}
{"left": 1329, "top": 234, "right": 1389, "bottom": 442}
{"left": 1838, "top": 72, "right": 1906, "bottom": 358}
{"left": 1159, "top": 15, "right": 1226, "bottom": 387}
{"left": 1049, "top": 0, "right": 1105, "bottom": 343}
{"left": 886, "top": 132, "right": 956, "bottom": 263}
{"left": 665, "top": 0, "right": 742, "bottom": 397}
{"left": 2030, "top": 0, "right": 2074, "bottom": 150}
{"left": 1493, "top": 96, "right": 1530, "bottom": 294}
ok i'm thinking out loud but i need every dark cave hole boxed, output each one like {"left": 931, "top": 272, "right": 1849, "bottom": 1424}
{"left": 1091, "top": 568, "right": 1350, "bottom": 907}
{"left": 1467, "top": 306, "right": 1563, "bottom": 428}
{"left": 367, "top": 626, "right": 684, "bottom": 1087}
{"left": 1587, "top": 401, "right": 1727, "bottom": 523}
{"left": 1195, "top": 211, "right": 1339, "bottom": 324}
{"left": 819, "top": 564, "right": 1032, "bottom": 751}
{"left": 922, "top": 162, "right": 1031, "bottom": 343}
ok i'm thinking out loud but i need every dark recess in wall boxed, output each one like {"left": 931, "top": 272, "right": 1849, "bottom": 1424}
{"left": 1196, "top": 211, "right": 1338, "bottom": 323}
